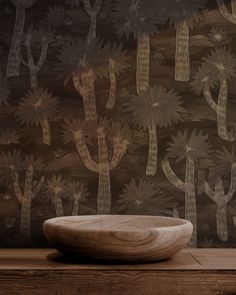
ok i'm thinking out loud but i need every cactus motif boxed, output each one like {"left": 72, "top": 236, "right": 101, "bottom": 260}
{"left": 83, "top": 0, "right": 103, "bottom": 43}
{"left": 20, "top": 26, "right": 53, "bottom": 89}
{"left": 66, "top": 180, "right": 90, "bottom": 215}
{"left": 191, "top": 47, "right": 236, "bottom": 142}
{"left": 0, "top": 150, "right": 44, "bottom": 238}
{"left": 203, "top": 146, "right": 236, "bottom": 242}
{"left": 217, "top": 0, "right": 236, "bottom": 24}
{"left": 6, "top": 0, "right": 39, "bottom": 77}
{"left": 62, "top": 117, "right": 131, "bottom": 214}
{"left": 46, "top": 175, "right": 67, "bottom": 217}
{"left": 161, "top": 129, "right": 211, "bottom": 247}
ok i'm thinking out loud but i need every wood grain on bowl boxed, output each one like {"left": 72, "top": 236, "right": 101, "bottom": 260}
{"left": 43, "top": 215, "right": 193, "bottom": 262}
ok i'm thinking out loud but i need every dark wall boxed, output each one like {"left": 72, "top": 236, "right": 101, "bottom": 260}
{"left": 0, "top": 0, "right": 236, "bottom": 248}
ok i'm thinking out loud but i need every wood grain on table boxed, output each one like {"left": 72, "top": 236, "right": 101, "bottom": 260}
{"left": 0, "top": 249, "right": 236, "bottom": 295}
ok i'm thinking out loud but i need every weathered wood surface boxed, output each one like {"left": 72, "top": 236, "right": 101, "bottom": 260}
{"left": 0, "top": 249, "right": 236, "bottom": 295}
{"left": 43, "top": 215, "right": 193, "bottom": 262}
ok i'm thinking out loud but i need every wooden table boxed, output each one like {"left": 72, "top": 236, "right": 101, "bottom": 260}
{"left": 0, "top": 249, "right": 236, "bottom": 295}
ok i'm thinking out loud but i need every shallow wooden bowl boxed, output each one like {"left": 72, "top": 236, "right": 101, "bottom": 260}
{"left": 43, "top": 215, "right": 193, "bottom": 262}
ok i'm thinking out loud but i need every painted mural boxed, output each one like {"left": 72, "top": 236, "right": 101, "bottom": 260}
{"left": 0, "top": 0, "right": 236, "bottom": 248}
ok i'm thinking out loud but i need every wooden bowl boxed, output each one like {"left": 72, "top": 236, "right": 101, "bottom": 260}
{"left": 43, "top": 215, "right": 193, "bottom": 262}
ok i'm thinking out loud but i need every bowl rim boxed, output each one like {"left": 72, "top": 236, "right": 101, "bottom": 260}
{"left": 43, "top": 215, "right": 193, "bottom": 234}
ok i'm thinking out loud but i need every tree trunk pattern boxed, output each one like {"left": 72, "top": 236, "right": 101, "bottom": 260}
{"left": 217, "top": 0, "right": 236, "bottom": 23}
{"left": 203, "top": 83, "right": 217, "bottom": 112}
{"left": 162, "top": 157, "right": 197, "bottom": 246}
{"left": 40, "top": 117, "right": 51, "bottom": 145}
{"left": 106, "top": 58, "right": 116, "bottom": 110}
{"left": 55, "top": 195, "right": 64, "bottom": 216}
{"left": 217, "top": 78, "right": 231, "bottom": 141}
{"left": 146, "top": 122, "right": 157, "bottom": 176}
{"left": 19, "top": 165, "right": 33, "bottom": 238}
{"left": 204, "top": 166, "right": 236, "bottom": 242}
{"left": 20, "top": 196, "right": 31, "bottom": 237}
{"left": 136, "top": 34, "right": 150, "bottom": 95}
{"left": 74, "top": 126, "right": 127, "bottom": 214}
{"left": 30, "top": 70, "right": 38, "bottom": 89}
{"left": 232, "top": 0, "right": 236, "bottom": 16}
{"left": 24, "top": 36, "right": 48, "bottom": 89}
{"left": 87, "top": 14, "right": 96, "bottom": 44}
{"left": 161, "top": 158, "right": 185, "bottom": 192}
{"left": 12, "top": 172, "right": 22, "bottom": 202}
{"left": 10, "top": 164, "right": 43, "bottom": 238}
{"left": 73, "top": 69, "right": 98, "bottom": 122}
{"left": 233, "top": 216, "right": 236, "bottom": 228}
{"left": 203, "top": 78, "right": 232, "bottom": 141}
{"left": 185, "top": 154, "right": 197, "bottom": 247}
{"left": 72, "top": 197, "right": 80, "bottom": 215}
{"left": 75, "top": 138, "right": 99, "bottom": 172}
{"left": 216, "top": 198, "right": 228, "bottom": 242}
{"left": 175, "top": 21, "right": 190, "bottom": 81}
{"left": 83, "top": 0, "right": 102, "bottom": 43}
{"left": 109, "top": 140, "right": 127, "bottom": 170}
{"left": 97, "top": 128, "right": 111, "bottom": 214}
{"left": 6, "top": 7, "right": 25, "bottom": 77}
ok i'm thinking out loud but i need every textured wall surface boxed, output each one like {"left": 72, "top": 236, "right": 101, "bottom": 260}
{"left": 0, "top": 0, "right": 236, "bottom": 248}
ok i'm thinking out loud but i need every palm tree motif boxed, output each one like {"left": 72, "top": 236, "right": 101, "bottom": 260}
{"left": 207, "top": 26, "right": 228, "bottom": 47}
{"left": 43, "top": 6, "right": 68, "bottom": 28}
{"left": 124, "top": 84, "right": 186, "bottom": 176}
{"left": 15, "top": 87, "right": 59, "bottom": 145}
{"left": 117, "top": 178, "right": 177, "bottom": 215}
{"left": 6, "top": 0, "right": 39, "bottom": 77}
{"left": 203, "top": 146, "right": 236, "bottom": 242}
{"left": 112, "top": 0, "right": 166, "bottom": 95}
{"left": 62, "top": 117, "right": 132, "bottom": 214}
{"left": 99, "top": 42, "right": 130, "bottom": 110}
{"left": 45, "top": 175, "right": 67, "bottom": 217}
{"left": 56, "top": 38, "right": 105, "bottom": 122}
{"left": 0, "top": 150, "right": 45, "bottom": 238}
{"left": 0, "top": 129, "right": 20, "bottom": 145}
{"left": 20, "top": 26, "right": 54, "bottom": 89}
{"left": 83, "top": 0, "right": 103, "bottom": 43}
{"left": 217, "top": 0, "right": 236, "bottom": 24}
{"left": 191, "top": 47, "right": 236, "bottom": 142}
{"left": 43, "top": 5, "right": 75, "bottom": 29}
{"left": 166, "top": 0, "right": 206, "bottom": 81}
{"left": 161, "top": 129, "right": 212, "bottom": 247}
{"left": 0, "top": 70, "right": 10, "bottom": 106}
{"left": 66, "top": 180, "right": 90, "bottom": 215}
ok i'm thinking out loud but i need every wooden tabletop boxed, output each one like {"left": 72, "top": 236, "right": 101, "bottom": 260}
{"left": 0, "top": 248, "right": 236, "bottom": 295}
{"left": 0, "top": 248, "right": 235, "bottom": 270}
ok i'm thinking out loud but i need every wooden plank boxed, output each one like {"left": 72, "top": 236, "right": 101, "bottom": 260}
{"left": 0, "top": 269, "right": 236, "bottom": 295}
{"left": 189, "top": 248, "right": 236, "bottom": 270}
{"left": 0, "top": 248, "right": 200, "bottom": 270}
{"left": 1, "top": 248, "right": 236, "bottom": 270}
{"left": 0, "top": 249, "right": 236, "bottom": 295}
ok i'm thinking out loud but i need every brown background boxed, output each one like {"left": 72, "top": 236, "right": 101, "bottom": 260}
{"left": 0, "top": 0, "right": 236, "bottom": 248}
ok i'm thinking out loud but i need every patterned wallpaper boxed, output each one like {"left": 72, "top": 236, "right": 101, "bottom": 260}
{"left": 0, "top": 0, "right": 236, "bottom": 248}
